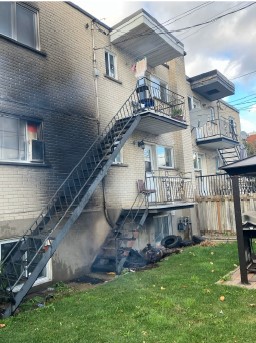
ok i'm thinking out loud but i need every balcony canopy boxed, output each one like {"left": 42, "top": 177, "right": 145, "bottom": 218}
{"left": 110, "top": 9, "right": 184, "bottom": 67}
{"left": 188, "top": 70, "right": 235, "bottom": 101}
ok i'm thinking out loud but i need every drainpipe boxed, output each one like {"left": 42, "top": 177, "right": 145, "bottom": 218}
{"left": 91, "top": 19, "right": 101, "bottom": 134}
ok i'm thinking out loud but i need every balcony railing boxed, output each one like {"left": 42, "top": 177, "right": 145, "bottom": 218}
{"left": 196, "top": 118, "right": 238, "bottom": 142}
{"left": 196, "top": 174, "right": 256, "bottom": 197}
{"left": 145, "top": 170, "right": 194, "bottom": 205}
{"left": 134, "top": 78, "right": 186, "bottom": 122}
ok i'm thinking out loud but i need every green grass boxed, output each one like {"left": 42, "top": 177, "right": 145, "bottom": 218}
{"left": 1, "top": 243, "right": 256, "bottom": 343}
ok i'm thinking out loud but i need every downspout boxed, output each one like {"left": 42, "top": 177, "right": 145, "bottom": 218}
{"left": 91, "top": 19, "right": 101, "bottom": 134}
{"left": 91, "top": 20, "right": 114, "bottom": 228}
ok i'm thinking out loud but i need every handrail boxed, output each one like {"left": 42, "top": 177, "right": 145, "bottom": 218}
{"left": 0, "top": 76, "right": 186, "bottom": 289}
{"left": 196, "top": 174, "right": 256, "bottom": 196}
{"left": 196, "top": 118, "right": 238, "bottom": 141}
{"left": 145, "top": 174, "right": 194, "bottom": 204}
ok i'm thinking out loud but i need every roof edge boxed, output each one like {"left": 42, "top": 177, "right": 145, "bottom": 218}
{"left": 66, "top": 2, "right": 111, "bottom": 30}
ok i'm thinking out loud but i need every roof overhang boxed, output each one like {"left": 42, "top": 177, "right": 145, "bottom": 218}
{"left": 196, "top": 137, "right": 239, "bottom": 150}
{"left": 188, "top": 70, "right": 235, "bottom": 101}
{"left": 110, "top": 9, "right": 184, "bottom": 67}
{"left": 221, "top": 155, "right": 256, "bottom": 176}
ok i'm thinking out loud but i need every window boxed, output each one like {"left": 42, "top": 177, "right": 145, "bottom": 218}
{"left": 154, "top": 215, "right": 170, "bottom": 244}
{"left": 105, "top": 51, "right": 116, "bottom": 79}
{"left": 193, "top": 152, "right": 203, "bottom": 171}
{"left": 151, "top": 76, "right": 168, "bottom": 102}
{"left": 156, "top": 146, "right": 174, "bottom": 168}
{"left": 0, "top": 116, "right": 44, "bottom": 163}
{"left": 113, "top": 149, "right": 123, "bottom": 164}
{"left": 0, "top": 2, "right": 39, "bottom": 50}
{"left": 188, "top": 96, "right": 193, "bottom": 111}
{"left": 209, "top": 107, "right": 215, "bottom": 121}
{"left": 0, "top": 238, "right": 52, "bottom": 290}
{"left": 193, "top": 98, "right": 201, "bottom": 109}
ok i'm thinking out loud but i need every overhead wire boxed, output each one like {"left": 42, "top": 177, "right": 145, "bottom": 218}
{"left": 177, "top": 1, "right": 248, "bottom": 40}
{"left": 94, "top": 2, "right": 256, "bottom": 50}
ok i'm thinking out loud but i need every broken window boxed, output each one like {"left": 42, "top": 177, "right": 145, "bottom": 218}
{"left": 0, "top": 116, "right": 44, "bottom": 163}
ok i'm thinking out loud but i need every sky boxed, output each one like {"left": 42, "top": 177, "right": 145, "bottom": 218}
{"left": 72, "top": 0, "right": 256, "bottom": 134}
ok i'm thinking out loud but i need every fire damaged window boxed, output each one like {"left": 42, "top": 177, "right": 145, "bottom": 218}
{"left": 0, "top": 2, "right": 39, "bottom": 50}
{"left": 0, "top": 116, "right": 44, "bottom": 163}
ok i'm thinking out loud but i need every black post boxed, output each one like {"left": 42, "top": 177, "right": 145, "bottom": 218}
{"left": 231, "top": 175, "right": 249, "bottom": 284}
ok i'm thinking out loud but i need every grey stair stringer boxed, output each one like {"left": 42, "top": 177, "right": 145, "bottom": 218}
{"left": 1, "top": 115, "right": 142, "bottom": 318}
{"left": 218, "top": 145, "right": 240, "bottom": 165}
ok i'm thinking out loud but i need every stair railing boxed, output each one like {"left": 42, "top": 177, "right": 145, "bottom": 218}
{"left": 0, "top": 85, "right": 143, "bottom": 290}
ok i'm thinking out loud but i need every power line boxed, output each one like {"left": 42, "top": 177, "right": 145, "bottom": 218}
{"left": 95, "top": 2, "right": 256, "bottom": 50}
{"left": 231, "top": 69, "right": 256, "bottom": 80}
{"left": 111, "top": 2, "right": 213, "bottom": 37}
{"left": 177, "top": 2, "right": 248, "bottom": 40}
{"left": 228, "top": 92, "right": 256, "bottom": 103}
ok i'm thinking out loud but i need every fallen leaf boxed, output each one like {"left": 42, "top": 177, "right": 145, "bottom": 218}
{"left": 0, "top": 324, "right": 6, "bottom": 328}
{"left": 249, "top": 303, "right": 256, "bottom": 307}
{"left": 211, "top": 270, "right": 215, "bottom": 273}
{"left": 210, "top": 262, "right": 214, "bottom": 265}
{"left": 160, "top": 286, "right": 166, "bottom": 290}
{"left": 107, "top": 272, "right": 116, "bottom": 275}
{"left": 219, "top": 296, "right": 225, "bottom": 302}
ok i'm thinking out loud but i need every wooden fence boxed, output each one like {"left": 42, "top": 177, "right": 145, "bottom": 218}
{"left": 195, "top": 175, "right": 256, "bottom": 235}
{"left": 196, "top": 193, "right": 256, "bottom": 235}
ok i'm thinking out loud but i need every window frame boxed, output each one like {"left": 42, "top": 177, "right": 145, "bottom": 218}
{"left": 153, "top": 214, "right": 171, "bottom": 244}
{"left": 0, "top": 238, "right": 52, "bottom": 292}
{"left": 0, "top": 115, "right": 44, "bottom": 164}
{"left": 105, "top": 50, "right": 117, "bottom": 79}
{"left": 0, "top": 2, "right": 40, "bottom": 50}
{"left": 156, "top": 145, "right": 174, "bottom": 169}
{"left": 193, "top": 152, "right": 203, "bottom": 171}
{"left": 112, "top": 148, "right": 123, "bottom": 165}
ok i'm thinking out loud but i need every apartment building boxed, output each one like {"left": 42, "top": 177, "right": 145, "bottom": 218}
{"left": 0, "top": 2, "right": 241, "bottom": 316}
{"left": 0, "top": 2, "right": 196, "bottom": 315}
{"left": 186, "top": 70, "right": 241, "bottom": 177}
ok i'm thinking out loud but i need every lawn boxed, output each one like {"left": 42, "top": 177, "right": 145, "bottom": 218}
{"left": 1, "top": 242, "right": 256, "bottom": 343}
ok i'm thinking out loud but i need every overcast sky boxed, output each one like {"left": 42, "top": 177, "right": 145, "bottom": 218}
{"left": 72, "top": 0, "right": 256, "bottom": 134}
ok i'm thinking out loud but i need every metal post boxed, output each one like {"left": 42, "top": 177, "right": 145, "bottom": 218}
{"left": 231, "top": 175, "right": 249, "bottom": 284}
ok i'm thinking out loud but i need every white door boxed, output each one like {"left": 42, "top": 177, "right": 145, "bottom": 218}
{"left": 144, "top": 144, "right": 156, "bottom": 202}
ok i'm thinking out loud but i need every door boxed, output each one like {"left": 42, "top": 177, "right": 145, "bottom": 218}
{"left": 144, "top": 144, "right": 156, "bottom": 202}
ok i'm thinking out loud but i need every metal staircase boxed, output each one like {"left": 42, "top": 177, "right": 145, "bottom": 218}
{"left": 0, "top": 88, "right": 145, "bottom": 318}
{"left": 91, "top": 193, "right": 148, "bottom": 275}
{"left": 218, "top": 145, "right": 240, "bottom": 165}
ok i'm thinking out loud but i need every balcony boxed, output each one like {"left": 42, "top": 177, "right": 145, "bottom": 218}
{"left": 195, "top": 118, "right": 239, "bottom": 149}
{"left": 196, "top": 174, "right": 256, "bottom": 197}
{"left": 110, "top": 9, "right": 184, "bottom": 67}
{"left": 129, "top": 78, "right": 187, "bottom": 135}
{"left": 188, "top": 70, "right": 235, "bottom": 101}
{"left": 145, "top": 170, "right": 195, "bottom": 210}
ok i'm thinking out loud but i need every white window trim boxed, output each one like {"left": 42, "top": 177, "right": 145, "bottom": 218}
{"left": 0, "top": 238, "right": 52, "bottom": 292}
{"left": 156, "top": 145, "right": 174, "bottom": 169}
{"left": 193, "top": 152, "right": 204, "bottom": 171}
{"left": 105, "top": 50, "right": 117, "bottom": 79}
{"left": 112, "top": 148, "right": 123, "bottom": 165}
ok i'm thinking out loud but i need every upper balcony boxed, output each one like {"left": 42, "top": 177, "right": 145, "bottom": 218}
{"left": 127, "top": 77, "right": 187, "bottom": 134}
{"left": 188, "top": 70, "right": 235, "bottom": 101}
{"left": 195, "top": 118, "right": 239, "bottom": 149}
{"left": 110, "top": 9, "right": 184, "bottom": 67}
